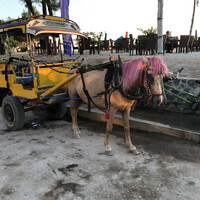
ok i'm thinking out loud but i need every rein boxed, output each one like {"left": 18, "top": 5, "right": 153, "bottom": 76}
{"left": 79, "top": 67, "right": 106, "bottom": 114}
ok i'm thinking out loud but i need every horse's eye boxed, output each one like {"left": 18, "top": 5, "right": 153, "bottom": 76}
{"left": 146, "top": 73, "right": 154, "bottom": 85}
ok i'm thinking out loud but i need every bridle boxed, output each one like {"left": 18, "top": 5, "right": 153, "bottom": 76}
{"left": 140, "top": 67, "right": 165, "bottom": 105}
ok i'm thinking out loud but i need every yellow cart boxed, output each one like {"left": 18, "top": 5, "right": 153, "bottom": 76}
{"left": 0, "top": 15, "right": 86, "bottom": 130}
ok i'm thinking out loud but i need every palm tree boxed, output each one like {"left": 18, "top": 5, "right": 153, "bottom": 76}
{"left": 20, "top": 0, "right": 36, "bottom": 15}
{"left": 33, "top": 0, "right": 60, "bottom": 15}
{"left": 21, "top": 0, "right": 60, "bottom": 16}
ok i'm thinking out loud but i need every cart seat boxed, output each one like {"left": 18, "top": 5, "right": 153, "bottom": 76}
{"left": 17, "top": 75, "right": 33, "bottom": 85}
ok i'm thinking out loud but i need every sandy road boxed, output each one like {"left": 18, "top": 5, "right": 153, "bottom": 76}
{"left": 0, "top": 51, "right": 200, "bottom": 199}
{"left": 0, "top": 109, "right": 200, "bottom": 200}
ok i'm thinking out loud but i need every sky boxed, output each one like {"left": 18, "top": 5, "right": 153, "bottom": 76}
{"left": 0, "top": 0, "right": 200, "bottom": 40}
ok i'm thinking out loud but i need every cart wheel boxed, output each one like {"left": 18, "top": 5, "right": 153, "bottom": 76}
{"left": 2, "top": 96, "right": 25, "bottom": 130}
{"left": 47, "top": 102, "right": 67, "bottom": 120}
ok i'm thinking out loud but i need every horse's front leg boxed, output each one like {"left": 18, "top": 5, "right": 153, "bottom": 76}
{"left": 70, "top": 99, "right": 82, "bottom": 139}
{"left": 122, "top": 108, "right": 140, "bottom": 155}
{"left": 104, "top": 107, "right": 117, "bottom": 155}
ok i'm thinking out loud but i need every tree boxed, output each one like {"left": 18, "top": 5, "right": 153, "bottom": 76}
{"left": 34, "top": 0, "right": 60, "bottom": 15}
{"left": 46, "top": 0, "right": 60, "bottom": 15}
{"left": 137, "top": 27, "right": 157, "bottom": 35}
{"left": 20, "top": 0, "right": 60, "bottom": 16}
{"left": 21, "top": 6, "right": 40, "bottom": 18}
{"left": 188, "top": 0, "right": 199, "bottom": 47}
{"left": 20, "top": 0, "right": 36, "bottom": 15}
{"left": 83, "top": 32, "right": 103, "bottom": 42}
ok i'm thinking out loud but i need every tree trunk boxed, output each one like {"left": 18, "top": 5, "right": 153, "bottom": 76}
{"left": 46, "top": 0, "right": 53, "bottom": 16}
{"left": 46, "top": 0, "right": 57, "bottom": 54}
{"left": 42, "top": 0, "right": 47, "bottom": 15}
{"left": 188, "top": 0, "right": 197, "bottom": 47}
{"left": 24, "top": 0, "right": 35, "bottom": 15}
{"left": 41, "top": 0, "right": 51, "bottom": 54}
{"left": 157, "top": 0, "right": 163, "bottom": 56}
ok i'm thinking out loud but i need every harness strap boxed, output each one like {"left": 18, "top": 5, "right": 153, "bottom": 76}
{"left": 78, "top": 60, "right": 120, "bottom": 119}
{"left": 118, "top": 85, "right": 142, "bottom": 100}
{"left": 104, "top": 57, "right": 123, "bottom": 117}
{"left": 80, "top": 70, "right": 106, "bottom": 114}
{"left": 104, "top": 63, "right": 115, "bottom": 110}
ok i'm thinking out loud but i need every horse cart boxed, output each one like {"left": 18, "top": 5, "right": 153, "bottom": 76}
{"left": 0, "top": 15, "right": 86, "bottom": 130}
{"left": 0, "top": 16, "right": 172, "bottom": 154}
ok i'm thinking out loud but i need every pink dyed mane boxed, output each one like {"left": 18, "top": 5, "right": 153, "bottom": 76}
{"left": 121, "top": 56, "right": 168, "bottom": 89}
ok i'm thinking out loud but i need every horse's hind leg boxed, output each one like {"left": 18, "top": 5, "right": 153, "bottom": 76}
{"left": 70, "top": 99, "right": 82, "bottom": 139}
{"left": 104, "top": 107, "right": 117, "bottom": 155}
{"left": 122, "top": 108, "right": 139, "bottom": 155}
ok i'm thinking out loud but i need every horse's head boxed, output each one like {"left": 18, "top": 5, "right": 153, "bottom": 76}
{"left": 142, "top": 57, "right": 167, "bottom": 106}
{"left": 121, "top": 56, "right": 169, "bottom": 106}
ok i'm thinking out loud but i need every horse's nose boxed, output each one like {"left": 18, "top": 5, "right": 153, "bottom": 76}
{"left": 153, "top": 96, "right": 163, "bottom": 106}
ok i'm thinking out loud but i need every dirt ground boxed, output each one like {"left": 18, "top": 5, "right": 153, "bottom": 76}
{"left": 0, "top": 52, "right": 200, "bottom": 200}
{"left": 0, "top": 109, "right": 200, "bottom": 200}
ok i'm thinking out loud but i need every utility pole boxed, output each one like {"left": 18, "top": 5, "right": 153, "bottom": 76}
{"left": 157, "top": 0, "right": 163, "bottom": 57}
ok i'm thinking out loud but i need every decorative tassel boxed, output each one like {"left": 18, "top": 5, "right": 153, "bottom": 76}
{"left": 147, "top": 96, "right": 152, "bottom": 105}
{"left": 105, "top": 110, "right": 110, "bottom": 119}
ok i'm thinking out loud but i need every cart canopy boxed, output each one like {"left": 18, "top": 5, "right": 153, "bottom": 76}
{"left": 0, "top": 15, "right": 86, "bottom": 38}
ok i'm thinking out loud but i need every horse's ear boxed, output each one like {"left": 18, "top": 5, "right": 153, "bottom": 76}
{"left": 166, "top": 71, "right": 174, "bottom": 78}
{"left": 163, "top": 71, "right": 174, "bottom": 82}
{"left": 142, "top": 56, "right": 150, "bottom": 65}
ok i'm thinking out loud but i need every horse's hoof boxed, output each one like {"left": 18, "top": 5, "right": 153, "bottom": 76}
{"left": 130, "top": 149, "right": 140, "bottom": 155}
{"left": 74, "top": 134, "right": 80, "bottom": 139}
{"left": 105, "top": 151, "right": 113, "bottom": 156}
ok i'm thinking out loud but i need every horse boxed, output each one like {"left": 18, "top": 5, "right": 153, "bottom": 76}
{"left": 63, "top": 56, "right": 168, "bottom": 155}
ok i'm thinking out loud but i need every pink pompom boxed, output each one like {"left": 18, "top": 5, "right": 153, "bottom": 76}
{"left": 105, "top": 110, "right": 110, "bottom": 120}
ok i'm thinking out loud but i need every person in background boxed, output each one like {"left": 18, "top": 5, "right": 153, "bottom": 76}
{"left": 165, "top": 31, "right": 171, "bottom": 53}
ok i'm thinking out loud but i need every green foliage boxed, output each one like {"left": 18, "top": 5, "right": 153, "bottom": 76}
{"left": 21, "top": 6, "right": 40, "bottom": 18}
{"left": 21, "top": 0, "right": 60, "bottom": 15}
{"left": 49, "top": 0, "right": 60, "bottom": 12}
{"left": 19, "top": 42, "right": 27, "bottom": 52}
{"left": 83, "top": 31, "right": 103, "bottom": 42}
{"left": 137, "top": 27, "right": 157, "bottom": 35}
{"left": 21, "top": 10, "right": 31, "bottom": 19}
{"left": 0, "top": 17, "right": 15, "bottom": 24}
{"left": 8, "top": 36, "right": 20, "bottom": 48}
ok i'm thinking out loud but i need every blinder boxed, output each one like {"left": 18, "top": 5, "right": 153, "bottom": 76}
{"left": 146, "top": 73, "right": 154, "bottom": 85}
{"left": 141, "top": 67, "right": 165, "bottom": 105}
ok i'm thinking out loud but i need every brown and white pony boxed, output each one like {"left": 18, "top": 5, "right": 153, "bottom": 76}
{"left": 64, "top": 56, "right": 168, "bottom": 155}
